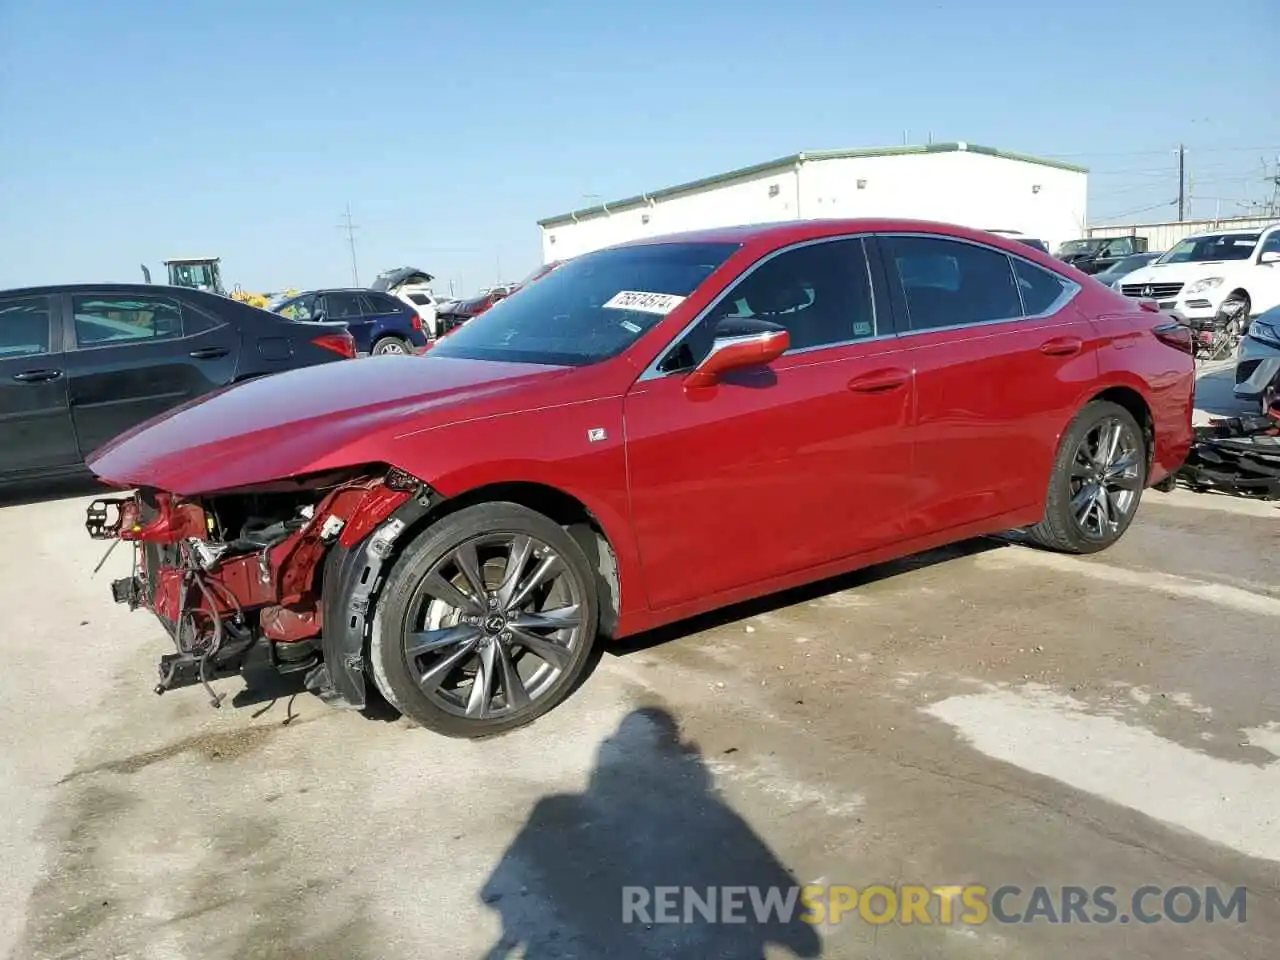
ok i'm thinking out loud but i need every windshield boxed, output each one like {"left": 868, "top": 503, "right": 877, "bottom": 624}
{"left": 170, "top": 263, "right": 217, "bottom": 287}
{"left": 427, "top": 242, "right": 740, "bottom": 366}
{"left": 1056, "top": 239, "right": 1106, "bottom": 256}
{"left": 1157, "top": 234, "right": 1259, "bottom": 264}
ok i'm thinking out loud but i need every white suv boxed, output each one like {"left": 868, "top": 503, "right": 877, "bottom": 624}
{"left": 1115, "top": 224, "right": 1280, "bottom": 329}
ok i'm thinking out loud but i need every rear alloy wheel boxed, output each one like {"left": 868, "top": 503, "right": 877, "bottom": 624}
{"left": 372, "top": 336, "right": 412, "bottom": 356}
{"left": 1026, "top": 401, "right": 1147, "bottom": 554}
{"left": 369, "top": 503, "right": 599, "bottom": 737}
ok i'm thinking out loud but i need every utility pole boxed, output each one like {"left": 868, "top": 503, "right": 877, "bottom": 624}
{"left": 1176, "top": 144, "right": 1186, "bottom": 221}
{"left": 338, "top": 204, "right": 360, "bottom": 286}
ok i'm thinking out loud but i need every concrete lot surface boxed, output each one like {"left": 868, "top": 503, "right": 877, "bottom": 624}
{"left": 1, "top": 370, "right": 1276, "bottom": 960}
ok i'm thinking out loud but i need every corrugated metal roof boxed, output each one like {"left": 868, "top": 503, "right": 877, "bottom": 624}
{"left": 537, "top": 142, "right": 1088, "bottom": 228}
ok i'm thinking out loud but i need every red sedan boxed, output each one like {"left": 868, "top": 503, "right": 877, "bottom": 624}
{"left": 84, "top": 219, "right": 1195, "bottom": 738}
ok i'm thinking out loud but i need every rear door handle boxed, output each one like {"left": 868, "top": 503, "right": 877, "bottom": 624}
{"left": 848, "top": 367, "right": 911, "bottom": 393}
{"left": 189, "top": 347, "right": 230, "bottom": 360}
{"left": 12, "top": 369, "right": 63, "bottom": 383}
{"left": 1039, "top": 336, "right": 1083, "bottom": 356}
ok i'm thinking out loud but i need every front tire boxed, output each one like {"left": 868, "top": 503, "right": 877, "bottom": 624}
{"left": 369, "top": 502, "right": 600, "bottom": 738}
{"left": 1025, "top": 401, "right": 1147, "bottom": 554}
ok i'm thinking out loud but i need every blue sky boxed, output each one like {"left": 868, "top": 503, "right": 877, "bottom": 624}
{"left": 1, "top": 0, "right": 1275, "bottom": 295}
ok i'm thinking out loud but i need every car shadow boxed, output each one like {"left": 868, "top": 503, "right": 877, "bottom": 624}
{"left": 0, "top": 475, "right": 111, "bottom": 509}
{"left": 477, "top": 706, "right": 823, "bottom": 959}
{"left": 611, "top": 535, "right": 1009, "bottom": 657}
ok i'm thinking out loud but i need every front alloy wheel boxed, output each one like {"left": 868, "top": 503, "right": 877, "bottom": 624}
{"left": 369, "top": 502, "right": 599, "bottom": 737}
{"left": 406, "top": 532, "right": 586, "bottom": 719}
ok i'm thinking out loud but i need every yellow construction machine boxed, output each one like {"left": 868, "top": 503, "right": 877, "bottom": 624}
{"left": 140, "top": 256, "right": 280, "bottom": 308}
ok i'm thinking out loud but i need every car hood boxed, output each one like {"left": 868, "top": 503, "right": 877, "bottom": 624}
{"left": 1119, "top": 260, "right": 1242, "bottom": 286}
{"left": 86, "top": 355, "right": 572, "bottom": 494}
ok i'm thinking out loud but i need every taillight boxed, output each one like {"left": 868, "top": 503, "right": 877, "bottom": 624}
{"left": 1152, "top": 322, "right": 1193, "bottom": 355}
{"left": 312, "top": 332, "right": 356, "bottom": 359}
{"left": 409, "top": 312, "right": 423, "bottom": 332}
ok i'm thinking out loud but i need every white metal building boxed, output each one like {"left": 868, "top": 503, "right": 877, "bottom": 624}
{"left": 1086, "top": 215, "right": 1278, "bottom": 252}
{"left": 537, "top": 142, "right": 1088, "bottom": 263}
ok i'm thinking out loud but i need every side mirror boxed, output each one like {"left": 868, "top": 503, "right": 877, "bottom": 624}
{"left": 686, "top": 317, "right": 790, "bottom": 388}
{"left": 1260, "top": 252, "right": 1280, "bottom": 265}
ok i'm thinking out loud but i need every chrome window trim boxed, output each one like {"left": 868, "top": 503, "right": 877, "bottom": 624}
{"left": 637, "top": 232, "right": 887, "bottom": 382}
{"left": 878, "top": 231, "right": 1083, "bottom": 337}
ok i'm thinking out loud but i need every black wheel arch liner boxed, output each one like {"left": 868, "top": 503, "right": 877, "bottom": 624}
{"left": 313, "top": 486, "right": 438, "bottom": 709}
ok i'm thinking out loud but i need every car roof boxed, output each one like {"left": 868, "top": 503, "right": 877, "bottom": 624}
{"left": 285, "top": 287, "right": 406, "bottom": 300}
{"left": 1, "top": 282, "right": 217, "bottom": 298}
{"left": 1181, "top": 226, "right": 1275, "bottom": 240}
{"left": 608, "top": 218, "right": 1058, "bottom": 256}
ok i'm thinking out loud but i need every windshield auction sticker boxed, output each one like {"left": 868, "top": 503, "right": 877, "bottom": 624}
{"left": 603, "top": 291, "right": 687, "bottom": 314}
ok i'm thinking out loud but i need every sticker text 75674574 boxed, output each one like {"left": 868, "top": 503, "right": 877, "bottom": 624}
{"left": 602, "top": 290, "right": 687, "bottom": 315}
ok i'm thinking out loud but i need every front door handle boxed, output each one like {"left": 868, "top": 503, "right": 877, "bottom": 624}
{"left": 12, "top": 369, "right": 63, "bottom": 383}
{"left": 189, "top": 347, "right": 230, "bottom": 360}
{"left": 848, "top": 367, "right": 911, "bottom": 393}
{"left": 1039, "top": 336, "right": 1083, "bottom": 356}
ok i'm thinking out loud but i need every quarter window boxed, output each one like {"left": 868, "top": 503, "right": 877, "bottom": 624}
{"left": 0, "top": 296, "right": 52, "bottom": 359}
{"left": 72, "top": 295, "right": 183, "bottom": 347}
{"left": 885, "top": 236, "right": 1023, "bottom": 331}
{"left": 1012, "top": 259, "right": 1070, "bottom": 316}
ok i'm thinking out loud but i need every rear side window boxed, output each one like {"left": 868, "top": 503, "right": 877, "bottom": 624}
{"left": 72, "top": 295, "right": 183, "bottom": 347}
{"left": 884, "top": 236, "right": 1023, "bottom": 331}
{"left": 407, "top": 293, "right": 432, "bottom": 305}
{"left": 324, "top": 293, "right": 364, "bottom": 319}
{"left": 360, "top": 293, "right": 403, "bottom": 314}
{"left": 0, "top": 295, "right": 52, "bottom": 358}
{"left": 1012, "top": 259, "right": 1070, "bottom": 316}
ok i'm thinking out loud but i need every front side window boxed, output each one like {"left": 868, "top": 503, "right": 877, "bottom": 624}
{"left": 276, "top": 294, "right": 317, "bottom": 321}
{"left": 659, "top": 237, "right": 878, "bottom": 373}
{"left": 0, "top": 295, "right": 51, "bottom": 359}
{"left": 885, "top": 236, "right": 1022, "bottom": 331}
{"left": 72, "top": 295, "right": 183, "bottom": 347}
{"left": 427, "top": 241, "right": 740, "bottom": 366}
{"left": 1258, "top": 232, "right": 1280, "bottom": 257}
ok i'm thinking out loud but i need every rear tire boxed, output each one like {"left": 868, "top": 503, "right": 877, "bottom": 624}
{"left": 1025, "top": 401, "right": 1147, "bottom": 554}
{"left": 372, "top": 336, "right": 412, "bottom": 356}
{"left": 369, "top": 502, "right": 600, "bottom": 738}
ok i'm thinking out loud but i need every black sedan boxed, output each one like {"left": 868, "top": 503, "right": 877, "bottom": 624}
{"left": 0, "top": 283, "right": 355, "bottom": 486}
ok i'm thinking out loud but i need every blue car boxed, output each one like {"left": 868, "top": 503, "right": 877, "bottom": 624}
{"left": 271, "top": 288, "right": 429, "bottom": 356}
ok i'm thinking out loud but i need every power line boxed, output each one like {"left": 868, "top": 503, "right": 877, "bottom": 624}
{"left": 338, "top": 204, "right": 360, "bottom": 287}
{"left": 1042, "top": 144, "right": 1280, "bottom": 159}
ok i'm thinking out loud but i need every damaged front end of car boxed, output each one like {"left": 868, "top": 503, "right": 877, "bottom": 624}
{"left": 85, "top": 465, "right": 438, "bottom": 710}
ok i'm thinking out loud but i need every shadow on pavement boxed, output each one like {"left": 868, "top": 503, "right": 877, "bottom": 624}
{"left": 0, "top": 475, "right": 110, "bottom": 509}
{"left": 478, "top": 706, "right": 823, "bottom": 959}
